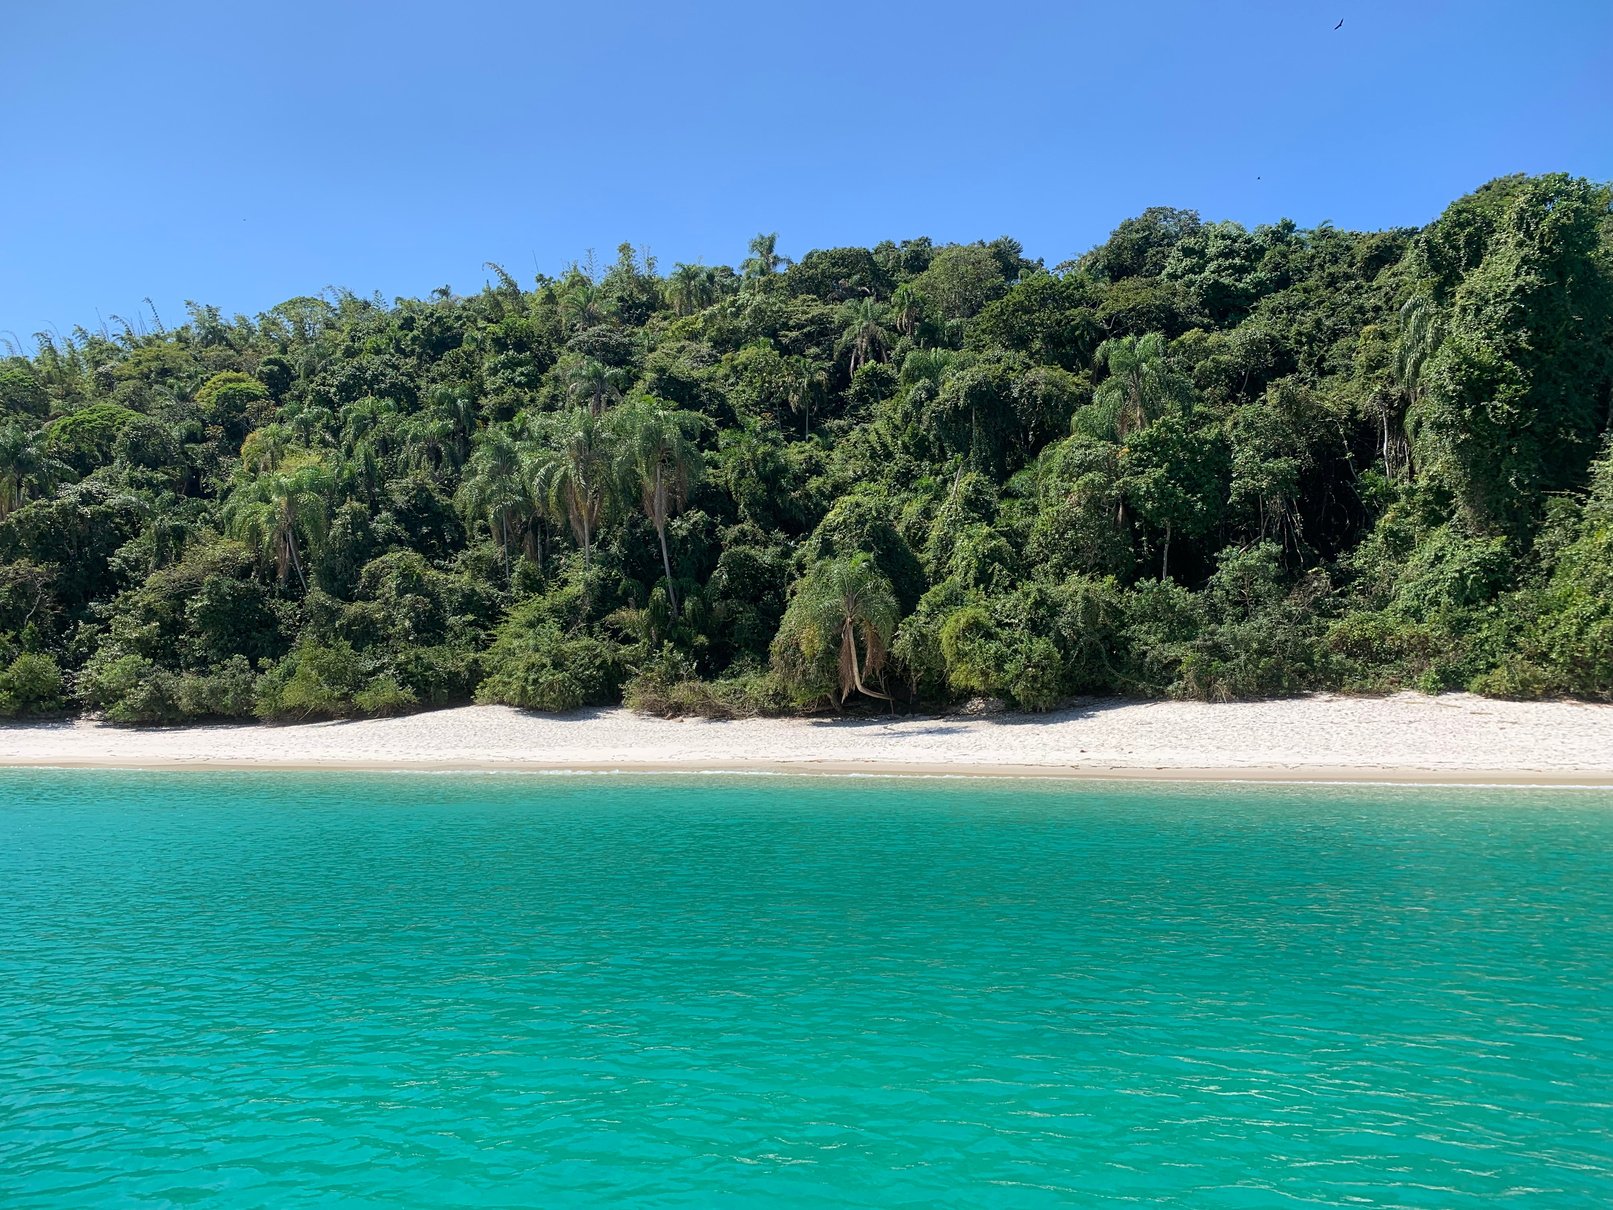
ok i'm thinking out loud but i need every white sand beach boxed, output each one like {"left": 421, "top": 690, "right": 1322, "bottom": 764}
{"left": 1, "top": 693, "right": 1611, "bottom": 783}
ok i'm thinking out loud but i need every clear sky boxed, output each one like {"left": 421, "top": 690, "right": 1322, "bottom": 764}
{"left": 2, "top": 0, "right": 1609, "bottom": 349}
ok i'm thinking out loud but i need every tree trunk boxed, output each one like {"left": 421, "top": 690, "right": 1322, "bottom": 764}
{"left": 287, "top": 533, "right": 307, "bottom": 591}
{"left": 657, "top": 521, "right": 679, "bottom": 618}
{"left": 843, "top": 619, "right": 893, "bottom": 703}
{"left": 652, "top": 464, "right": 679, "bottom": 617}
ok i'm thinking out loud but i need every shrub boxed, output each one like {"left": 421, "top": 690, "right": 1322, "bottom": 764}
{"left": 77, "top": 651, "right": 183, "bottom": 724}
{"left": 477, "top": 616, "right": 620, "bottom": 712}
{"left": 624, "top": 648, "right": 789, "bottom": 718}
{"left": 174, "top": 656, "right": 260, "bottom": 719}
{"left": 938, "top": 602, "right": 1001, "bottom": 697}
{"left": 1469, "top": 657, "right": 1556, "bottom": 700}
{"left": 1007, "top": 637, "right": 1063, "bottom": 711}
{"left": 1326, "top": 610, "right": 1452, "bottom": 692}
{"left": 0, "top": 651, "right": 64, "bottom": 717}
{"left": 353, "top": 675, "right": 419, "bottom": 717}
{"left": 255, "top": 640, "right": 367, "bottom": 720}
{"left": 391, "top": 644, "right": 480, "bottom": 707}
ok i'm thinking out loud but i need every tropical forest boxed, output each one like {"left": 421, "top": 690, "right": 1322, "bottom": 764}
{"left": 1, "top": 171, "right": 1610, "bottom": 723}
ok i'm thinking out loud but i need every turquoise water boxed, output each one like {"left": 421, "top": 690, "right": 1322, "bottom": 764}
{"left": 2, "top": 773, "right": 1612, "bottom": 1207}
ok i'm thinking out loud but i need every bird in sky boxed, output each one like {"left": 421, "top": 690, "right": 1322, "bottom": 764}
{"left": 1334, "top": 17, "right": 1344, "bottom": 29}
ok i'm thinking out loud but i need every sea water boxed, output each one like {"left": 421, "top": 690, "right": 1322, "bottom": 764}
{"left": 2, "top": 771, "right": 1610, "bottom": 1207}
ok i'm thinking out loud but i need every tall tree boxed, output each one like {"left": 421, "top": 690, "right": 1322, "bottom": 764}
{"left": 612, "top": 397, "right": 704, "bottom": 616}
{"left": 562, "top": 357, "right": 626, "bottom": 417}
{"left": 890, "top": 283, "right": 923, "bottom": 339}
{"left": 0, "top": 420, "right": 62, "bottom": 520}
{"left": 664, "top": 263, "right": 716, "bottom": 316}
{"left": 1083, "top": 333, "right": 1194, "bottom": 441}
{"left": 456, "top": 427, "right": 533, "bottom": 578}
{"left": 426, "top": 384, "right": 477, "bottom": 468}
{"left": 742, "top": 232, "right": 790, "bottom": 280}
{"left": 223, "top": 453, "right": 334, "bottom": 590}
{"left": 837, "top": 298, "right": 892, "bottom": 374}
{"left": 771, "top": 554, "right": 898, "bottom": 706}
{"left": 528, "top": 408, "right": 612, "bottom": 572}
{"left": 785, "top": 356, "right": 828, "bottom": 438}
{"left": 557, "top": 278, "right": 611, "bottom": 332}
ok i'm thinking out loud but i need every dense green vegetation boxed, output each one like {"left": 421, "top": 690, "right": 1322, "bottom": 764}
{"left": 2, "top": 173, "right": 1611, "bottom": 723}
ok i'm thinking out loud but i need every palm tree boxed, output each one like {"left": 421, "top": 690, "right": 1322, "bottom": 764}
{"left": 772, "top": 554, "right": 899, "bottom": 707}
{"left": 836, "top": 297, "right": 893, "bottom": 374}
{"left": 742, "top": 232, "right": 790, "bottom": 280}
{"left": 224, "top": 453, "right": 334, "bottom": 590}
{"left": 784, "top": 356, "right": 828, "bottom": 438}
{"left": 664, "top": 263, "right": 716, "bottom": 316}
{"left": 611, "top": 397, "right": 704, "bottom": 616}
{"left": 343, "top": 435, "right": 384, "bottom": 506}
{"left": 1393, "top": 293, "right": 1443, "bottom": 481}
{"left": 558, "top": 279, "right": 611, "bottom": 332}
{"left": 400, "top": 412, "right": 456, "bottom": 474}
{"left": 528, "top": 408, "right": 612, "bottom": 572}
{"left": 456, "top": 427, "right": 532, "bottom": 578}
{"left": 239, "top": 423, "right": 295, "bottom": 474}
{"left": 898, "top": 347, "right": 955, "bottom": 392}
{"left": 1087, "top": 333, "right": 1192, "bottom": 441}
{"left": 890, "top": 282, "right": 923, "bottom": 339}
{"left": 425, "top": 383, "right": 477, "bottom": 468}
{"left": 287, "top": 405, "right": 334, "bottom": 446}
{"left": 339, "top": 396, "right": 394, "bottom": 451}
{"left": 0, "top": 419, "right": 62, "bottom": 520}
{"left": 714, "top": 418, "right": 787, "bottom": 527}
{"left": 1396, "top": 294, "right": 1443, "bottom": 398}
{"left": 562, "top": 357, "right": 627, "bottom": 416}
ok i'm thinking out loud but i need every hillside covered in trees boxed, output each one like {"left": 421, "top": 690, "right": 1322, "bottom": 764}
{"left": 2, "top": 173, "right": 1611, "bottom": 723}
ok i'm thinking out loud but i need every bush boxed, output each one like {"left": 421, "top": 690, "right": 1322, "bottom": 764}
{"left": 255, "top": 640, "right": 367, "bottom": 720}
{"left": 891, "top": 578, "right": 970, "bottom": 703}
{"left": 0, "top": 651, "right": 64, "bottom": 717}
{"left": 1326, "top": 610, "right": 1452, "bottom": 692}
{"left": 175, "top": 656, "right": 260, "bottom": 719}
{"left": 476, "top": 615, "right": 620, "bottom": 712}
{"left": 1469, "top": 656, "right": 1557, "bottom": 700}
{"left": 624, "top": 648, "right": 789, "bottom": 718}
{"left": 391, "top": 644, "right": 481, "bottom": 707}
{"left": 938, "top": 602, "right": 1002, "bottom": 697}
{"left": 1007, "top": 637, "right": 1063, "bottom": 711}
{"left": 353, "top": 675, "right": 419, "bottom": 717}
{"left": 77, "top": 651, "right": 183, "bottom": 724}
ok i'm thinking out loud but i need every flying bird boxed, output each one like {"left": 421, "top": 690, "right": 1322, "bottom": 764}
{"left": 1334, "top": 17, "right": 1344, "bottom": 29}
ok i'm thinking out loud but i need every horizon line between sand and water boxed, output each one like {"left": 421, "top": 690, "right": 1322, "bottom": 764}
{"left": 4, "top": 758, "right": 1613, "bottom": 789}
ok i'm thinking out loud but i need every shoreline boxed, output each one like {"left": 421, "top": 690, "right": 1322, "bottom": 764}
{"left": 3, "top": 759, "right": 1613, "bottom": 788}
{"left": 3, "top": 693, "right": 1612, "bottom": 787}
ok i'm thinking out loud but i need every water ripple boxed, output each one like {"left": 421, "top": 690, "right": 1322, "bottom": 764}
{"left": 2, "top": 772, "right": 1611, "bottom": 1207}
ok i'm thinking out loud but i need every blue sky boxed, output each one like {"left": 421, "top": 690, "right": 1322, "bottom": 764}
{"left": 2, "top": 0, "right": 1609, "bottom": 348}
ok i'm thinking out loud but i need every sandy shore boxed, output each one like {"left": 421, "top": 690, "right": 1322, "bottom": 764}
{"left": 1, "top": 693, "right": 1611, "bottom": 784}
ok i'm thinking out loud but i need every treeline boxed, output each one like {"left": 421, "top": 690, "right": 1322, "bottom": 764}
{"left": 2, "top": 173, "right": 1611, "bottom": 723}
